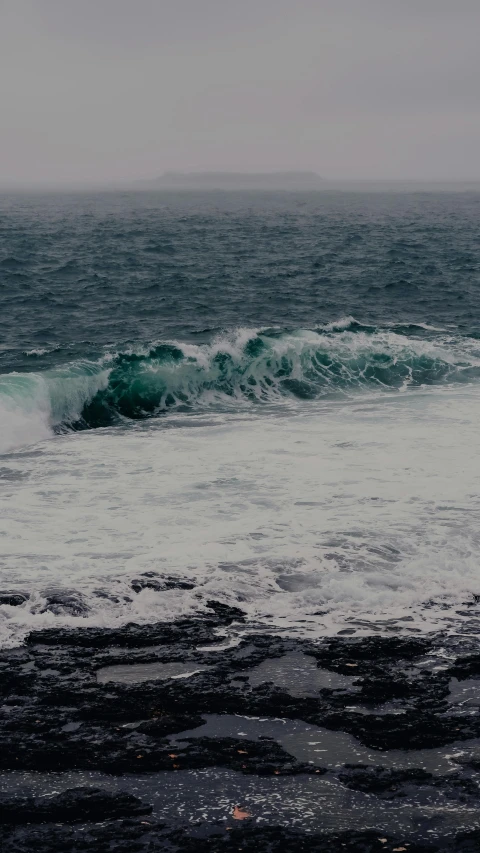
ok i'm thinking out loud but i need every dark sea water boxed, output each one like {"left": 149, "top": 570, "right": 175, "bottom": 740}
{"left": 1, "top": 189, "right": 480, "bottom": 359}
{"left": 1, "top": 189, "right": 480, "bottom": 647}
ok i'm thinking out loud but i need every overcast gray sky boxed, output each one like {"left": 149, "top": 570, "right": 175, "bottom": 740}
{"left": 1, "top": 0, "right": 479, "bottom": 184}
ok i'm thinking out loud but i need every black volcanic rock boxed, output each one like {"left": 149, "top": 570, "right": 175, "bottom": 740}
{"left": 0, "top": 787, "right": 151, "bottom": 824}
{"left": 0, "top": 822, "right": 466, "bottom": 853}
{"left": 2, "top": 615, "right": 480, "bottom": 850}
{"left": 131, "top": 572, "right": 195, "bottom": 593}
{"left": 0, "top": 591, "right": 29, "bottom": 606}
{"left": 40, "top": 588, "right": 89, "bottom": 616}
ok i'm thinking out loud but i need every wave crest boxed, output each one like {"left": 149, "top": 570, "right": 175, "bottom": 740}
{"left": 80, "top": 327, "right": 480, "bottom": 426}
{"left": 1, "top": 325, "right": 480, "bottom": 450}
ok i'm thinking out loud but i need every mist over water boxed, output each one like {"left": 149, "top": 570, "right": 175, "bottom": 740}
{"left": 1, "top": 190, "right": 480, "bottom": 647}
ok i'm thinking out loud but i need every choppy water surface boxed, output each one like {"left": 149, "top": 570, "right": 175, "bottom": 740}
{"left": 1, "top": 189, "right": 480, "bottom": 647}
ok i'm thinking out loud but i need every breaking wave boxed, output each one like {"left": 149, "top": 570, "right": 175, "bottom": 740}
{"left": 2, "top": 323, "right": 480, "bottom": 452}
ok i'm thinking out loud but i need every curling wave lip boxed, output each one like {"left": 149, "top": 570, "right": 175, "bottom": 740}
{"left": 1, "top": 324, "right": 480, "bottom": 452}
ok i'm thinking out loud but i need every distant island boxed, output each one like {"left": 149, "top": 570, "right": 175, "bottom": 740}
{"left": 151, "top": 171, "right": 323, "bottom": 190}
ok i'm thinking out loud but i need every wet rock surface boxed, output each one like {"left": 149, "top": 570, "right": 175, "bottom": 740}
{"left": 2, "top": 601, "right": 480, "bottom": 850}
{"left": 131, "top": 571, "right": 196, "bottom": 594}
{"left": 0, "top": 786, "right": 152, "bottom": 823}
{"left": 39, "top": 588, "right": 90, "bottom": 617}
{"left": 0, "top": 823, "right": 456, "bottom": 853}
{"left": 0, "top": 591, "right": 29, "bottom": 607}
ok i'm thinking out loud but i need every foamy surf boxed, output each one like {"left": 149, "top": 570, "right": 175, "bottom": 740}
{"left": 1, "top": 381, "right": 480, "bottom": 648}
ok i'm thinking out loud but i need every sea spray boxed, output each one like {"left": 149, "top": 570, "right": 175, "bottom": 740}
{"left": 0, "top": 366, "right": 110, "bottom": 453}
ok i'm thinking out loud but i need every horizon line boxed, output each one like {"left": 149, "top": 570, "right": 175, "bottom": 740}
{"left": 2, "top": 176, "right": 480, "bottom": 191}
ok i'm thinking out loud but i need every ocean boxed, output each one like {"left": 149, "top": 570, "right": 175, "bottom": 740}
{"left": 1, "top": 188, "right": 480, "bottom": 649}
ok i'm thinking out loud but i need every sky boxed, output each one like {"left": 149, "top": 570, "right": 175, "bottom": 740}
{"left": 0, "top": 0, "right": 479, "bottom": 185}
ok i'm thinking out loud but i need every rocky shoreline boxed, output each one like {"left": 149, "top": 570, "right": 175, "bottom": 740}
{"left": 2, "top": 597, "right": 480, "bottom": 851}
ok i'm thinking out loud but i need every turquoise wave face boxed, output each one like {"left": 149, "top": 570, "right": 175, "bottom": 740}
{"left": 81, "top": 334, "right": 480, "bottom": 426}
{"left": 2, "top": 326, "right": 478, "bottom": 441}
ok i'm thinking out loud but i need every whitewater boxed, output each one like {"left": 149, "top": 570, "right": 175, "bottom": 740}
{"left": 1, "top": 323, "right": 480, "bottom": 647}
{"left": 1, "top": 188, "right": 480, "bottom": 648}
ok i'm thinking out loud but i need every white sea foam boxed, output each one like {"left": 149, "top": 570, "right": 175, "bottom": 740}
{"left": 322, "top": 316, "right": 358, "bottom": 331}
{"left": 1, "top": 382, "right": 480, "bottom": 647}
{"left": 0, "top": 374, "right": 52, "bottom": 453}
